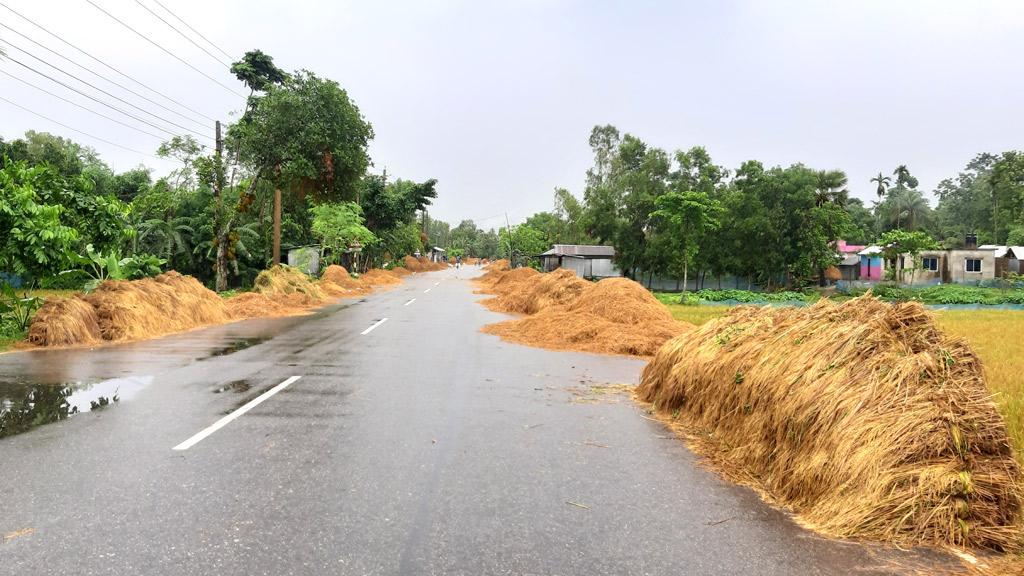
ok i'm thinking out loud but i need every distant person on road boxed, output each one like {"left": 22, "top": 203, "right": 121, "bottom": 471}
{"left": 456, "top": 256, "right": 462, "bottom": 268}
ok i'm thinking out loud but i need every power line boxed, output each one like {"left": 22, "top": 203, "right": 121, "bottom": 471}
{"left": 1, "top": 56, "right": 207, "bottom": 143}
{"left": 0, "top": 94, "right": 171, "bottom": 161}
{"left": 150, "top": 0, "right": 234, "bottom": 61}
{"left": 133, "top": 0, "right": 230, "bottom": 68}
{"left": 1, "top": 68, "right": 170, "bottom": 141}
{"left": 0, "top": 37, "right": 212, "bottom": 139}
{"left": 84, "top": 0, "right": 245, "bottom": 98}
{"left": 0, "top": 2, "right": 217, "bottom": 123}
{"left": 0, "top": 21, "right": 211, "bottom": 128}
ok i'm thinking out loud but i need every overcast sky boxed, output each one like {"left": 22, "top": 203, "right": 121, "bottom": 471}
{"left": 2, "top": 0, "right": 1023, "bottom": 229}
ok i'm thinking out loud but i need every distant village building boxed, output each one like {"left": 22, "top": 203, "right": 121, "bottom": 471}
{"left": 836, "top": 240, "right": 865, "bottom": 281}
{"left": 539, "top": 245, "right": 618, "bottom": 279}
{"left": 858, "top": 245, "right": 885, "bottom": 281}
{"left": 844, "top": 233, "right": 1024, "bottom": 286}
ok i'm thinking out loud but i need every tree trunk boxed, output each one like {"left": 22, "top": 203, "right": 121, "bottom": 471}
{"left": 215, "top": 228, "right": 230, "bottom": 292}
{"left": 273, "top": 187, "right": 282, "bottom": 266}
{"left": 682, "top": 260, "right": 688, "bottom": 293}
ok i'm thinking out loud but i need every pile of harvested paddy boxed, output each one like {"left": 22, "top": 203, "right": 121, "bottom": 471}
{"left": 27, "top": 296, "right": 101, "bottom": 346}
{"left": 516, "top": 268, "right": 590, "bottom": 314}
{"left": 418, "top": 256, "right": 448, "bottom": 271}
{"left": 320, "top": 265, "right": 370, "bottom": 297}
{"left": 253, "top": 265, "right": 325, "bottom": 304}
{"left": 403, "top": 255, "right": 425, "bottom": 272}
{"left": 360, "top": 268, "right": 403, "bottom": 286}
{"left": 477, "top": 268, "right": 541, "bottom": 310}
{"left": 225, "top": 292, "right": 295, "bottom": 318}
{"left": 484, "top": 259, "right": 510, "bottom": 272}
{"left": 390, "top": 266, "right": 412, "bottom": 277}
{"left": 30, "top": 271, "right": 231, "bottom": 344}
{"left": 479, "top": 274, "right": 692, "bottom": 357}
{"left": 637, "top": 295, "right": 1023, "bottom": 550}
{"left": 87, "top": 272, "right": 230, "bottom": 341}
{"left": 483, "top": 309, "right": 688, "bottom": 357}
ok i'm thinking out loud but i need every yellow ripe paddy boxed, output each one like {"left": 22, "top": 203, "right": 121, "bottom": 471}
{"left": 666, "top": 304, "right": 1024, "bottom": 464}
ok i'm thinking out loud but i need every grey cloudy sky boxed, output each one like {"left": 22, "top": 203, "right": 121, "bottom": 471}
{"left": 2, "top": 0, "right": 1022, "bottom": 229}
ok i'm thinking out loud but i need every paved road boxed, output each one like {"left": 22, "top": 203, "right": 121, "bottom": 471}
{"left": 0, "top": 269, "right": 950, "bottom": 575}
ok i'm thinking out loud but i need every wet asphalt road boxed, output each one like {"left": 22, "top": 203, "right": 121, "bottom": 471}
{"left": 0, "top": 268, "right": 950, "bottom": 575}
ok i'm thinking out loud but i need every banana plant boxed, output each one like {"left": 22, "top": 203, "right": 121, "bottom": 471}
{"left": 0, "top": 282, "right": 41, "bottom": 331}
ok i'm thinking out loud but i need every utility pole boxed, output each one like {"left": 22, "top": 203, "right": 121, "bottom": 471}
{"left": 504, "top": 212, "right": 514, "bottom": 264}
{"left": 213, "top": 120, "right": 228, "bottom": 292}
{"left": 273, "top": 163, "right": 282, "bottom": 266}
{"left": 273, "top": 187, "right": 282, "bottom": 266}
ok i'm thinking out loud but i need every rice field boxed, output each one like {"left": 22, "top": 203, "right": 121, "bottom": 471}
{"left": 665, "top": 302, "right": 1024, "bottom": 464}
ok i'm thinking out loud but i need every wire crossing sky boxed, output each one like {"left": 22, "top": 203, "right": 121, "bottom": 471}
{"left": 1, "top": 0, "right": 1022, "bottom": 226}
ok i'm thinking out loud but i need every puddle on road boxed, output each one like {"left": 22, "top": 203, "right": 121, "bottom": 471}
{"left": 212, "top": 380, "right": 252, "bottom": 394}
{"left": 201, "top": 337, "right": 270, "bottom": 360}
{"left": 0, "top": 376, "right": 153, "bottom": 439}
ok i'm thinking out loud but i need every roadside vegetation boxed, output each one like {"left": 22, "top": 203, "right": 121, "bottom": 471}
{"left": 0, "top": 50, "right": 477, "bottom": 351}
{"left": 655, "top": 283, "right": 1024, "bottom": 306}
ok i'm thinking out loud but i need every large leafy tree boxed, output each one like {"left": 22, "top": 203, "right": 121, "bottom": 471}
{"left": 650, "top": 190, "right": 723, "bottom": 290}
{"left": 989, "top": 151, "right": 1024, "bottom": 244}
{"left": 879, "top": 229, "right": 937, "bottom": 285}
{"left": 310, "top": 202, "right": 376, "bottom": 267}
{"left": 231, "top": 49, "right": 288, "bottom": 96}
{"left": 933, "top": 154, "right": 998, "bottom": 246}
{"left": 227, "top": 62, "right": 373, "bottom": 284}
{"left": 0, "top": 161, "right": 78, "bottom": 279}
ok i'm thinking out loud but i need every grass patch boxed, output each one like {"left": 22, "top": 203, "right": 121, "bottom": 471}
{"left": 666, "top": 304, "right": 732, "bottom": 326}
{"left": 934, "top": 309, "right": 1024, "bottom": 464}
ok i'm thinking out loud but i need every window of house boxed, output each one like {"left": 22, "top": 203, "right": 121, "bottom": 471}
{"left": 922, "top": 257, "right": 938, "bottom": 271}
{"left": 965, "top": 258, "right": 982, "bottom": 273}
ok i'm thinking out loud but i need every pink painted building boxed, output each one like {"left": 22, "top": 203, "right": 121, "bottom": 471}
{"left": 858, "top": 246, "right": 885, "bottom": 281}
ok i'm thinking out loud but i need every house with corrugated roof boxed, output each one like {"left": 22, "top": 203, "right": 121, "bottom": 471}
{"left": 539, "top": 244, "right": 618, "bottom": 279}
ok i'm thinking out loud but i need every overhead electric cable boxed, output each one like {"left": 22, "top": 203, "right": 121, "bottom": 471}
{"left": 0, "top": 37, "right": 212, "bottom": 139}
{"left": 150, "top": 0, "right": 234, "bottom": 61}
{"left": 0, "top": 1, "right": 218, "bottom": 122}
{"left": 1, "top": 68, "right": 170, "bottom": 141}
{"left": 0, "top": 94, "right": 172, "bottom": 160}
{"left": 133, "top": 0, "right": 231, "bottom": 68}
{"left": 84, "top": 0, "right": 245, "bottom": 98}
{"left": 1, "top": 57, "right": 207, "bottom": 143}
{"left": 0, "top": 21, "right": 211, "bottom": 128}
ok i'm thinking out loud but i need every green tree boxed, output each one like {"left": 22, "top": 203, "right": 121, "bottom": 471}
{"left": 310, "top": 202, "right": 376, "bottom": 268}
{"left": 878, "top": 229, "right": 937, "bottom": 285}
{"left": 500, "top": 224, "right": 548, "bottom": 268}
{"left": 989, "top": 151, "right": 1024, "bottom": 244}
{"left": 871, "top": 172, "right": 891, "bottom": 199}
{"left": 231, "top": 49, "right": 289, "bottom": 96}
{"left": 553, "top": 187, "right": 590, "bottom": 244}
{"left": 650, "top": 190, "right": 723, "bottom": 291}
{"left": 0, "top": 161, "right": 78, "bottom": 279}
{"left": 843, "top": 198, "right": 875, "bottom": 244}
{"left": 933, "top": 154, "right": 998, "bottom": 246}
{"left": 228, "top": 66, "right": 373, "bottom": 285}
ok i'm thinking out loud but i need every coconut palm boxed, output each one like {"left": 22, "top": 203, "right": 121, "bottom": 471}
{"left": 138, "top": 216, "right": 195, "bottom": 261}
{"left": 815, "top": 170, "right": 849, "bottom": 206}
{"left": 892, "top": 164, "right": 919, "bottom": 189}
{"left": 887, "top": 188, "right": 931, "bottom": 230}
{"left": 871, "top": 172, "right": 891, "bottom": 199}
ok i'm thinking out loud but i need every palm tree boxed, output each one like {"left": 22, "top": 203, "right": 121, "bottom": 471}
{"left": 892, "top": 164, "right": 919, "bottom": 189}
{"left": 871, "top": 172, "right": 891, "bottom": 199}
{"left": 815, "top": 170, "right": 849, "bottom": 206}
{"left": 887, "top": 188, "right": 931, "bottom": 230}
{"left": 138, "top": 216, "right": 195, "bottom": 261}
